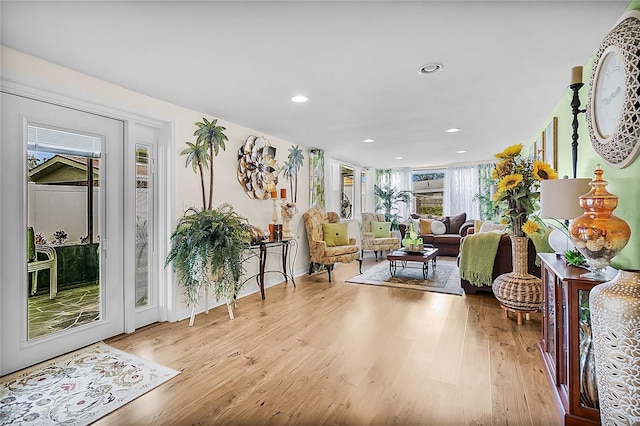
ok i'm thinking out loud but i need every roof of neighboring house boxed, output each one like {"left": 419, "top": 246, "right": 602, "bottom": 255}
{"left": 29, "top": 154, "right": 148, "bottom": 185}
{"left": 29, "top": 155, "right": 99, "bottom": 185}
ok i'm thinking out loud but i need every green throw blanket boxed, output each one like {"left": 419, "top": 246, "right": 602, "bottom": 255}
{"left": 459, "top": 232, "right": 502, "bottom": 287}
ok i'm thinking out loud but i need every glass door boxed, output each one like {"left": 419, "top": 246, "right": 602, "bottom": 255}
{"left": 1, "top": 93, "right": 124, "bottom": 375}
{"left": 26, "top": 125, "right": 103, "bottom": 340}
{"left": 132, "top": 138, "right": 161, "bottom": 329}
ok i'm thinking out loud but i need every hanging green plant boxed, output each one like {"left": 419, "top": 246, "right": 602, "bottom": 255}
{"left": 166, "top": 205, "right": 252, "bottom": 324}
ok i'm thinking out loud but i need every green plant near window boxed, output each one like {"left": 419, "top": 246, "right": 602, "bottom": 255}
{"left": 166, "top": 118, "right": 250, "bottom": 325}
{"left": 418, "top": 205, "right": 443, "bottom": 216}
{"left": 374, "top": 184, "right": 410, "bottom": 227}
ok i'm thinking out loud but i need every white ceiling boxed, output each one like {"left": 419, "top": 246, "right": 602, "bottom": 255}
{"left": 0, "top": 1, "right": 628, "bottom": 169}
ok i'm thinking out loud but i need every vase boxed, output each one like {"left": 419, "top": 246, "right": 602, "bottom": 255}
{"left": 492, "top": 235, "right": 543, "bottom": 324}
{"left": 578, "top": 320, "right": 599, "bottom": 409}
{"left": 589, "top": 270, "right": 640, "bottom": 425}
{"left": 569, "top": 166, "right": 630, "bottom": 280}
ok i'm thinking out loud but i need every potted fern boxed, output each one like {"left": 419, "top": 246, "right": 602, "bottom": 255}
{"left": 374, "top": 184, "right": 411, "bottom": 229}
{"left": 165, "top": 118, "right": 252, "bottom": 325}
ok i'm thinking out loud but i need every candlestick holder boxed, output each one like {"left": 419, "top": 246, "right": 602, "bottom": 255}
{"left": 271, "top": 197, "right": 279, "bottom": 225}
{"left": 569, "top": 82, "right": 587, "bottom": 179}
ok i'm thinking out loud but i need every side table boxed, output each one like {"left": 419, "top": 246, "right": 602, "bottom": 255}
{"left": 245, "top": 238, "right": 298, "bottom": 300}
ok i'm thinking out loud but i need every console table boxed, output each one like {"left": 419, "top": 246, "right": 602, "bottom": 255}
{"left": 538, "top": 253, "right": 616, "bottom": 426}
{"left": 246, "top": 238, "right": 298, "bottom": 300}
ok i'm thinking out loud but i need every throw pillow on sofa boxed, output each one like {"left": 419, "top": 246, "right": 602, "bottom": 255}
{"left": 411, "top": 219, "right": 421, "bottom": 235}
{"left": 371, "top": 221, "right": 391, "bottom": 238}
{"left": 446, "top": 212, "right": 467, "bottom": 234}
{"left": 420, "top": 218, "right": 447, "bottom": 235}
{"left": 419, "top": 218, "right": 434, "bottom": 234}
{"left": 430, "top": 220, "right": 446, "bottom": 235}
{"left": 478, "top": 221, "right": 506, "bottom": 233}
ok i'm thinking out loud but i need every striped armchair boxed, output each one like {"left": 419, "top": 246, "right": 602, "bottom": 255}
{"left": 359, "top": 212, "right": 401, "bottom": 260}
{"left": 302, "top": 207, "right": 361, "bottom": 282}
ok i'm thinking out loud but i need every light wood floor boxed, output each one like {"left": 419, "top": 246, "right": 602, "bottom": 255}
{"left": 101, "top": 257, "right": 562, "bottom": 425}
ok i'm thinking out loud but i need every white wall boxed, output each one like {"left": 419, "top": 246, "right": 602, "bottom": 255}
{"left": 1, "top": 46, "right": 311, "bottom": 322}
{"left": 28, "top": 183, "right": 99, "bottom": 242}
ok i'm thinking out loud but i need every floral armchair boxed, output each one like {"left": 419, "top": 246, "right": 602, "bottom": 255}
{"left": 302, "top": 207, "right": 361, "bottom": 282}
{"left": 359, "top": 212, "right": 401, "bottom": 260}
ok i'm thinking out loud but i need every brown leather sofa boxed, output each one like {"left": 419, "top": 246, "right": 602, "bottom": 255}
{"left": 399, "top": 213, "right": 474, "bottom": 257}
{"left": 458, "top": 233, "right": 541, "bottom": 295}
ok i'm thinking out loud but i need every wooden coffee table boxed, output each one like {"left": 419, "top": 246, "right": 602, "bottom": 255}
{"left": 387, "top": 247, "right": 439, "bottom": 279}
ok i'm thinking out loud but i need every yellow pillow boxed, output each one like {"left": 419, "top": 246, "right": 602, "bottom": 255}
{"left": 474, "top": 219, "right": 483, "bottom": 233}
{"left": 322, "top": 223, "right": 349, "bottom": 247}
{"left": 419, "top": 218, "right": 434, "bottom": 234}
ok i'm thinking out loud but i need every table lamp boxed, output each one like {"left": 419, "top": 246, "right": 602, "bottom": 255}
{"left": 540, "top": 177, "right": 591, "bottom": 253}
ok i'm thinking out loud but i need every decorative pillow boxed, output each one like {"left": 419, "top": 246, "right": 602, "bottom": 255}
{"left": 411, "top": 219, "right": 421, "bottom": 235}
{"left": 447, "top": 212, "right": 467, "bottom": 234}
{"left": 419, "top": 218, "right": 434, "bottom": 234}
{"left": 440, "top": 216, "right": 450, "bottom": 233}
{"left": 371, "top": 221, "right": 391, "bottom": 238}
{"left": 431, "top": 220, "right": 446, "bottom": 235}
{"left": 474, "top": 219, "right": 483, "bottom": 233}
{"left": 323, "top": 223, "right": 349, "bottom": 247}
{"left": 478, "top": 221, "right": 506, "bottom": 233}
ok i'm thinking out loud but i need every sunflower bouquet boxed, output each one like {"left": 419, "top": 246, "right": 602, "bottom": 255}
{"left": 492, "top": 144, "right": 557, "bottom": 237}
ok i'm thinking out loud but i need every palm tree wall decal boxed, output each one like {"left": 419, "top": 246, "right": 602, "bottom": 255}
{"left": 282, "top": 145, "right": 304, "bottom": 203}
{"left": 190, "top": 117, "right": 228, "bottom": 210}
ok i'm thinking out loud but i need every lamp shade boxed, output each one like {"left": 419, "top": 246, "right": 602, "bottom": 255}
{"left": 540, "top": 178, "right": 591, "bottom": 220}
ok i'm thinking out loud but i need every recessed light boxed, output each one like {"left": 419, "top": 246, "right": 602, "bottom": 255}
{"left": 291, "top": 95, "right": 309, "bottom": 103}
{"left": 418, "top": 63, "right": 443, "bottom": 75}
{"left": 445, "top": 128, "right": 460, "bottom": 133}
{"left": 363, "top": 138, "right": 375, "bottom": 143}
{"left": 394, "top": 156, "right": 403, "bottom": 160}
{"left": 456, "top": 150, "right": 467, "bottom": 154}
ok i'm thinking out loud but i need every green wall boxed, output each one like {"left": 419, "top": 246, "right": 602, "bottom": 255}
{"left": 531, "top": 1, "right": 640, "bottom": 269}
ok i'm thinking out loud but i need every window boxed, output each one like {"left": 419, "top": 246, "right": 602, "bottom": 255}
{"left": 340, "top": 165, "right": 354, "bottom": 219}
{"left": 412, "top": 169, "right": 445, "bottom": 216}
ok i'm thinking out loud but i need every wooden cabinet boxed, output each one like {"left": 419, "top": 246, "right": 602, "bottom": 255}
{"left": 538, "top": 253, "right": 615, "bottom": 426}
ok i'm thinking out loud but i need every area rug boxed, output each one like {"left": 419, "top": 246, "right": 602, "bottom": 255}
{"left": 346, "top": 258, "right": 463, "bottom": 295}
{"left": 0, "top": 343, "right": 179, "bottom": 425}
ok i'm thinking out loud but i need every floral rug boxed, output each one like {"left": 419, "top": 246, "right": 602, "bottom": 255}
{"left": 346, "top": 258, "right": 463, "bottom": 296}
{"left": 0, "top": 343, "right": 179, "bottom": 425}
